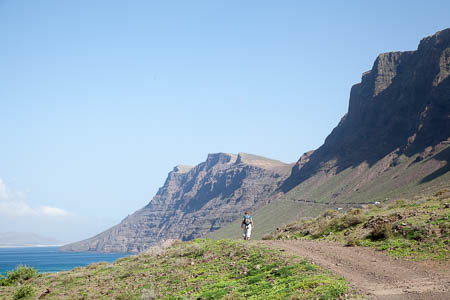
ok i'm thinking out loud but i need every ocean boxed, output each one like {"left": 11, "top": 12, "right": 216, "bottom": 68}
{"left": 0, "top": 247, "right": 130, "bottom": 275}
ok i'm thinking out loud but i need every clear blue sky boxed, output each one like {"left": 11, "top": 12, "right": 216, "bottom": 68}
{"left": 1, "top": 0, "right": 448, "bottom": 242}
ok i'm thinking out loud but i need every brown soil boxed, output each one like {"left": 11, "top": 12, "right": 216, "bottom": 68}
{"left": 261, "top": 240, "right": 450, "bottom": 300}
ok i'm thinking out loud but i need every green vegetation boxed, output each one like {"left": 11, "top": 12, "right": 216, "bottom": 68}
{"left": 208, "top": 199, "right": 326, "bottom": 240}
{"left": 13, "top": 286, "right": 35, "bottom": 300}
{"left": 0, "top": 265, "right": 37, "bottom": 286}
{"left": 209, "top": 151, "right": 450, "bottom": 241}
{"left": 265, "top": 189, "right": 450, "bottom": 261}
{"left": 0, "top": 239, "right": 348, "bottom": 299}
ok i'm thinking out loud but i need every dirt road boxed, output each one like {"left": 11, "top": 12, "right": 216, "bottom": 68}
{"left": 261, "top": 240, "right": 450, "bottom": 299}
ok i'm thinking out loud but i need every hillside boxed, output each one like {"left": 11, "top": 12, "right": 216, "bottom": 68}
{"left": 282, "top": 28, "right": 450, "bottom": 193}
{"left": 265, "top": 188, "right": 450, "bottom": 261}
{"left": 1, "top": 240, "right": 349, "bottom": 299}
{"left": 2, "top": 237, "right": 449, "bottom": 299}
{"left": 210, "top": 29, "right": 450, "bottom": 240}
{"left": 61, "top": 153, "right": 291, "bottom": 253}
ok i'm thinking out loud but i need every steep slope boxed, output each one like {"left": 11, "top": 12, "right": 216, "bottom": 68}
{"left": 210, "top": 29, "right": 450, "bottom": 239}
{"left": 61, "top": 153, "right": 291, "bottom": 253}
{"left": 283, "top": 28, "right": 450, "bottom": 192}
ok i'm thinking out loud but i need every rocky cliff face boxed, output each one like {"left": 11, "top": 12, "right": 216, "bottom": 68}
{"left": 61, "top": 153, "right": 291, "bottom": 253}
{"left": 283, "top": 29, "right": 450, "bottom": 191}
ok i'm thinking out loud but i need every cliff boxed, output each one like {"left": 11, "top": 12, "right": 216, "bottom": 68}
{"left": 61, "top": 153, "right": 291, "bottom": 253}
{"left": 210, "top": 29, "right": 450, "bottom": 240}
{"left": 283, "top": 28, "right": 450, "bottom": 192}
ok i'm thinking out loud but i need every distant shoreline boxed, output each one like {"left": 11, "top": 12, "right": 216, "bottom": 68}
{"left": 0, "top": 244, "right": 65, "bottom": 248}
{"left": 0, "top": 247, "right": 130, "bottom": 276}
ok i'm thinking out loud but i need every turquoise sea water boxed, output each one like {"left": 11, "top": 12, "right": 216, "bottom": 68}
{"left": 0, "top": 247, "right": 130, "bottom": 275}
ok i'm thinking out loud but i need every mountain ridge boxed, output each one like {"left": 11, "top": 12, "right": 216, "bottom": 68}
{"left": 282, "top": 28, "right": 450, "bottom": 192}
{"left": 61, "top": 152, "right": 291, "bottom": 253}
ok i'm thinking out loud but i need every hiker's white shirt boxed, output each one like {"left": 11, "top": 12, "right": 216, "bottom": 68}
{"left": 243, "top": 224, "right": 252, "bottom": 239}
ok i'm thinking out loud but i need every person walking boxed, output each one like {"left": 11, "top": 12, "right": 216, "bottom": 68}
{"left": 241, "top": 211, "right": 254, "bottom": 240}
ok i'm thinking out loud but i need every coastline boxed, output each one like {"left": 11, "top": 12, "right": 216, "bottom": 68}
{"left": 0, "top": 244, "right": 64, "bottom": 248}
{"left": 0, "top": 246, "right": 130, "bottom": 276}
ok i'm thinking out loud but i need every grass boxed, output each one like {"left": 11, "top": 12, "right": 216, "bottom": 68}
{"left": 0, "top": 239, "right": 348, "bottom": 299}
{"left": 13, "top": 286, "right": 35, "bottom": 300}
{"left": 0, "top": 266, "right": 37, "bottom": 300}
{"left": 209, "top": 148, "right": 450, "bottom": 241}
{"left": 265, "top": 188, "right": 450, "bottom": 261}
{"left": 208, "top": 199, "right": 326, "bottom": 240}
{"left": 0, "top": 265, "right": 37, "bottom": 286}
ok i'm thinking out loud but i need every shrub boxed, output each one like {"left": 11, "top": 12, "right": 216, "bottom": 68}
{"left": 322, "top": 210, "right": 338, "bottom": 219}
{"left": 343, "top": 214, "right": 365, "bottom": 228}
{"left": 394, "top": 199, "right": 406, "bottom": 208}
{"left": 348, "top": 208, "right": 363, "bottom": 215}
{"left": 369, "top": 223, "right": 393, "bottom": 241}
{"left": 404, "top": 225, "right": 428, "bottom": 241}
{"left": 324, "top": 213, "right": 365, "bottom": 233}
{"left": 1, "top": 265, "right": 37, "bottom": 286}
{"left": 261, "top": 234, "right": 273, "bottom": 240}
{"left": 13, "top": 285, "right": 34, "bottom": 300}
{"left": 312, "top": 219, "right": 332, "bottom": 238}
{"left": 434, "top": 188, "right": 449, "bottom": 197}
{"left": 345, "top": 236, "right": 359, "bottom": 247}
{"left": 182, "top": 243, "right": 205, "bottom": 258}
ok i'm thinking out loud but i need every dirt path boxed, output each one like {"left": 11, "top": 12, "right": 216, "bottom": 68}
{"left": 261, "top": 240, "right": 450, "bottom": 299}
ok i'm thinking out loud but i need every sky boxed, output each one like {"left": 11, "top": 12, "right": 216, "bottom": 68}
{"left": 0, "top": 0, "right": 449, "bottom": 242}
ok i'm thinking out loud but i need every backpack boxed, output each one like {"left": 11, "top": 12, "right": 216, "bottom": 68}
{"left": 243, "top": 215, "right": 252, "bottom": 226}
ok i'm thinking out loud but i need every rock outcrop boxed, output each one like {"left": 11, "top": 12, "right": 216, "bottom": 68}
{"left": 61, "top": 153, "right": 291, "bottom": 253}
{"left": 283, "top": 28, "right": 450, "bottom": 191}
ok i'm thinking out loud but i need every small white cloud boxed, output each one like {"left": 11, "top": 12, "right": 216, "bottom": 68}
{"left": 0, "top": 178, "right": 73, "bottom": 217}
{"left": 38, "top": 206, "right": 72, "bottom": 217}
